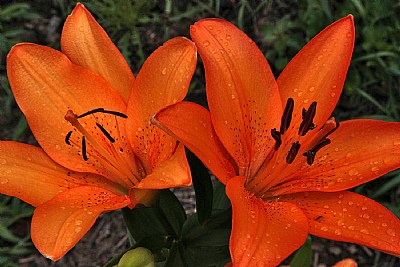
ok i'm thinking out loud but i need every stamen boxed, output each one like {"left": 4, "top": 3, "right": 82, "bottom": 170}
{"left": 82, "top": 136, "right": 88, "bottom": 161}
{"left": 303, "top": 138, "right": 331, "bottom": 165}
{"left": 298, "top": 102, "right": 317, "bottom": 136}
{"left": 96, "top": 122, "right": 115, "bottom": 143}
{"left": 280, "top": 98, "right": 294, "bottom": 134}
{"left": 65, "top": 131, "right": 73, "bottom": 145}
{"left": 286, "top": 141, "right": 300, "bottom": 164}
{"left": 271, "top": 128, "right": 282, "bottom": 150}
{"left": 77, "top": 108, "right": 128, "bottom": 119}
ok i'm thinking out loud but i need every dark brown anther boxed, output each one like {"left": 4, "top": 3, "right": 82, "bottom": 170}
{"left": 280, "top": 98, "right": 294, "bottom": 134}
{"left": 286, "top": 141, "right": 301, "bottom": 164}
{"left": 271, "top": 128, "right": 282, "bottom": 150}
{"left": 77, "top": 108, "right": 128, "bottom": 119}
{"left": 96, "top": 122, "right": 115, "bottom": 143}
{"left": 65, "top": 131, "right": 73, "bottom": 145}
{"left": 303, "top": 138, "right": 331, "bottom": 165}
{"left": 82, "top": 136, "right": 88, "bottom": 161}
{"left": 298, "top": 102, "right": 317, "bottom": 136}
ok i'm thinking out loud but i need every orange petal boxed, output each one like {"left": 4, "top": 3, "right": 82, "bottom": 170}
{"left": 281, "top": 191, "right": 400, "bottom": 256}
{"left": 135, "top": 143, "right": 191, "bottom": 189}
{"left": 7, "top": 43, "right": 128, "bottom": 179}
{"left": 126, "top": 37, "right": 196, "bottom": 171}
{"left": 268, "top": 119, "right": 400, "bottom": 196}
{"left": 61, "top": 3, "right": 134, "bottom": 103}
{"left": 153, "top": 102, "right": 236, "bottom": 184}
{"left": 31, "top": 186, "right": 130, "bottom": 260}
{"left": 0, "top": 141, "right": 112, "bottom": 207}
{"left": 333, "top": 259, "right": 358, "bottom": 267}
{"left": 226, "top": 176, "right": 308, "bottom": 266}
{"left": 190, "top": 19, "right": 282, "bottom": 175}
{"left": 277, "top": 16, "right": 354, "bottom": 139}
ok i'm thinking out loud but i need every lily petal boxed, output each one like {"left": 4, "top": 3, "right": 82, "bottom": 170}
{"left": 281, "top": 191, "right": 400, "bottom": 256}
{"left": 31, "top": 186, "right": 130, "bottom": 261}
{"left": 277, "top": 16, "right": 354, "bottom": 138}
{"left": 61, "top": 3, "right": 134, "bottom": 102}
{"left": 268, "top": 119, "right": 400, "bottom": 195}
{"left": 7, "top": 43, "right": 128, "bottom": 180}
{"left": 153, "top": 101, "right": 236, "bottom": 184}
{"left": 126, "top": 37, "right": 196, "bottom": 171}
{"left": 226, "top": 176, "right": 308, "bottom": 266}
{"left": 190, "top": 19, "right": 282, "bottom": 174}
{"left": 135, "top": 143, "right": 191, "bottom": 189}
{"left": 0, "top": 141, "right": 112, "bottom": 207}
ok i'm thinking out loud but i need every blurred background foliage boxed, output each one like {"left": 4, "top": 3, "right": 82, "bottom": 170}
{"left": 0, "top": 0, "right": 399, "bottom": 266}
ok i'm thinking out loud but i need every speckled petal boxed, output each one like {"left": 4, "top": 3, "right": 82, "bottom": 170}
{"left": 281, "top": 191, "right": 400, "bottom": 257}
{"left": 226, "top": 176, "right": 308, "bottom": 266}
{"left": 31, "top": 186, "right": 130, "bottom": 260}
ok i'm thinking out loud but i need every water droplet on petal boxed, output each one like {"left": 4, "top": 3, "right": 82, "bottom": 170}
{"left": 334, "top": 229, "right": 342, "bottom": 235}
{"left": 309, "top": 86, "right": 315, "bottom": 92}
{"left": 381, "top": 223, "right": 388, "bottom": 227}
{"left": 0, "top": 178, "right": 9, "bottom": 185}
{"left": 231, "top": 94, "right": 236, "bottom": 100}
{"left": 161, "top": 67, "right": 167, "bottom": 75}
{"left": 55, "top": 145, "right": 61, "bottom": 151}
{"left": 74, "top": 227, "right": 82, "bottom": 233}
{"left": 386, "top": 228, "right": 396, "bottom": 237}
{"left": 203, "top": 40, "right": 210, "bottom": 47}
{"left": 360, "top": 229, "right": 369, "bottom": 234}
{"left": 348, "top": 168, "right": 359, "bottom": 176}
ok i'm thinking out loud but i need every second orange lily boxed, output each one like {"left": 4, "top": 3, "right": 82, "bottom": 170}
{"left": 1, "top": 4, "right": 196, "bottom": 260}
{"left": 153, "top": 17, "right": 400, "bottom": 266}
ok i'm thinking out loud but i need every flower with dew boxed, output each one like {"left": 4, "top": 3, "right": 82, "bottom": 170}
{"left": 153, "top": 17, "right": 400, "bottom": 266}
{"left": 1, "top": 3, "right": 196, "bottom": 260}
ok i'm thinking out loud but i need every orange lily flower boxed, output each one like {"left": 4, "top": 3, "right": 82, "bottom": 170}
{"left": 153, "top": 17, "right": 400, "bottom": 266}
{"left": 1, "top": 3, "right": 196, "bottom": 260}
{"left": 332, "top": 259, "right": 358, "bottom": 267}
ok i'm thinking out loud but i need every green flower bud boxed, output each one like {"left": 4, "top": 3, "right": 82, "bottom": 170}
{"left": 117, "top": 247, "right": 155, "bottom": 267}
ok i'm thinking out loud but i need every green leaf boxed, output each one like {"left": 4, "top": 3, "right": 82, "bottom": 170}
{"left": 158, "top": 189, "right": 187, "bottom": 237}
{"left": 212, "top": 181, "right": 230, "bottom": 211}
{"left": 164, "top": 243, "right": 186, "bottom": 267}
{"left": 188, "top": 152, "right": 213, "bottom": 224}
{"left": 289, "top": 236, "right": 312, "bottom": 267}
{"left": 122, "top": 205, "right": 169, "bottom": 242}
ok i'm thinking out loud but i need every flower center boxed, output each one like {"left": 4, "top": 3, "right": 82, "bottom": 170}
{"left": 64, "top": 108, "right": 145, "bottom": 189}
{"left": 247, "top": 98, "right": 339, "bottom": 197}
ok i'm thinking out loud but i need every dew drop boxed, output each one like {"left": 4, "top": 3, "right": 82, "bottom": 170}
{"left": 0, "top": 178, "right": 9, "bottom": 185}
{"left": 74, "top": 227, "right": 82, "bottom": 233}
{"left": 297, "top": 92, "right": 303, "bottom": 97}
{"left": 348, "top": 168, "right": 359, "bottom": 176}
{"left": 361, "top": 206, "right": 368, "bottom": 211}
{"left": 161, "top": 67, "right": 167, "bottom": 75}
{"left": 360, "top": 229, "right": 369, "bottom": 234}
{"left": 348, "top": 226, "right": 355, "bottom": 230}
{"left": 203, "top": 40, "right": 210, "bottom": 47}
{"left": 231, "top": 94, "right": 236, "bottom": 100}
{"left": 226, "top": 34, "right": 231, "bottom": 40}
{"left": 321, "top": 226, "right": 329, "bottom": 232}
{"left": 334, "top": 229, "right": 342, "bottom": 235}
{"left": 330, "top": 92, "right": 336, "bottom": 97}
{"left": 362, "top": 214, "right": 370, "bottom": 219}
{"left": 371, "top": 166, "right": 379, "bottom": 172}
{"left": 224, "top": 120, "right": 228, "bottom": 125}
{"left": 207, "top": 25, "right": 213, "bottom": 30}
{"left": 290, "top": 207, "right": 298, "bottom": 212}
{"left": 381, "top": 223, "right": 388, "bottom": 227}
{"left": 348, "top": 201, "right": 354, "bottom": 206}
{"left": 386, "top": 228, "right": 396, "bottom": 237}
{"left": 309, "top": 86, "right": 315, "bottom": 92}
{"left": 246, "top": 234, "right": 251, "bottom": 239}
{"left": 55, "top": 145, "right": 61, "bottom": 151}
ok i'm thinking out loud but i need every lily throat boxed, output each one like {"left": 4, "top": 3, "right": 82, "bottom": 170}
{"left": 64, "top": 108, "right": 145, "bottom": 191}
{"left": 247, "top": 98, "right": 340, "bottom": 198}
